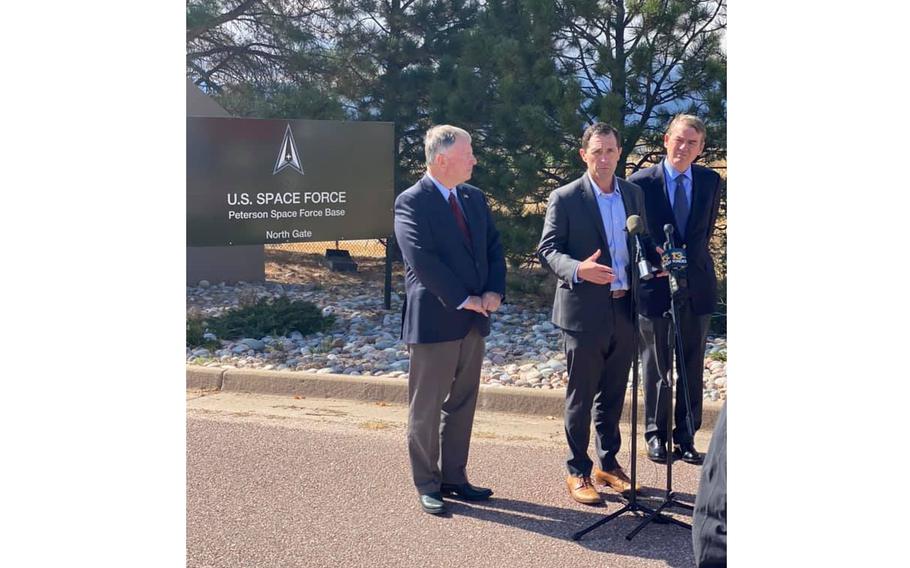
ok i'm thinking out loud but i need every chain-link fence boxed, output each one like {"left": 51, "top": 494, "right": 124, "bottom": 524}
{"left": 267, "top": 239, "right": 389, "bottom": 258}
{"left": 266, "top": 238, "right": 398, "bottom": 308}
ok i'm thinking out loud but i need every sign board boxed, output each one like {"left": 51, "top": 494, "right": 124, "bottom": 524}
{"left": 187, "top": 117, "right": 394, "bottom": 246}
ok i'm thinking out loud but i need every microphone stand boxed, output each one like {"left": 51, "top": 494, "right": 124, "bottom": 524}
{"left": 625, "top": 235, "right": 696, "bottom": 539}
{"left": 572, "top": 229, "right": 686, "bottom": 541}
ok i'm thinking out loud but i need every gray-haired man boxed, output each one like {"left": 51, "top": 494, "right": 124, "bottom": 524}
{"left": 394, "top": 125, "right": 506, "bottom": 515}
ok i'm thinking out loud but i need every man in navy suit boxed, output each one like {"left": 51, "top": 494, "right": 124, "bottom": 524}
{"left": 629, "top": 114, "right": 722, "bottom": 465}
{"left": 537, "top": 123, "right": 660, "bottom": 505}
{"left": 394, "top": 125, "right": 506, "bottom": 515}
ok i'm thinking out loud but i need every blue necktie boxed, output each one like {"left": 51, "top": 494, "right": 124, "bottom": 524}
{"left": 673, "top": 176, "right": 689, "bottom": 236}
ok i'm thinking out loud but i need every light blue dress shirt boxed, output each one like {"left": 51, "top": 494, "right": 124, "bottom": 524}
{"left": 573, "top": 174, "right": 629, "bottom": 291}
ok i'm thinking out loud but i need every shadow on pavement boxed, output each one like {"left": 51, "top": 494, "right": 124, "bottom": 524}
{"left": 447, "top": 496, "right": 696, "bottom": 568}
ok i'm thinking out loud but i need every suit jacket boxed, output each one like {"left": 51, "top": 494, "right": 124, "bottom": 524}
{"left": 628, "top": 163, "right": 722, "bottom": 318}
{"left": 394, "top": 175, "right": 506, "bottom": 344}
{"left": 692, "top": 401, "right": 727, "bottom": 567}
{"left": 537, "top": 175, "right": 658, "bottom": 333}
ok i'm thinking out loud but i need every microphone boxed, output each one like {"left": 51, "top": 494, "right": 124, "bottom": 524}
{"left": 626, "top": 215, "right": 654, "bottom": 280}
{"left": 663, "top": 223, "right": 675, "bottom": 250}
{"left": 661, "top": 224, "right": 689, "bottom": 295}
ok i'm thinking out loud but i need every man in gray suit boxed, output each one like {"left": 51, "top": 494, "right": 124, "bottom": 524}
{"left": 538, "top": 123, "right": 660, "bottom": 505}
{"left": 394, "top": 125, "right": 506, "bottom": 515}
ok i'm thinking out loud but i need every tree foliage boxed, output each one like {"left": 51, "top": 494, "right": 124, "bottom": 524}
{"left": 328, "top": 0, "right": 481, "bottom": 191}
{"left": 553, "top": 0, "right": 726, "bottom": 173}
{"left": 437, "top": 0, "right": 584, "bottom": 265}
{"left": 186, "top": 0, "right": 727, "bottom": 268}
{"left": 187, "top": 0, "right": 343, "bottom": 117}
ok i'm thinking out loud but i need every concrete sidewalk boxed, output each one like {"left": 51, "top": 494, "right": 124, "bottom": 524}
{"left": 186, "top": 365, "right": 724, "bottom": 431}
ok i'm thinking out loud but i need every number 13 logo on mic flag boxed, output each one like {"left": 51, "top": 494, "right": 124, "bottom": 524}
{"left": 661, "top": 248, "right": 688, "bottom": 271}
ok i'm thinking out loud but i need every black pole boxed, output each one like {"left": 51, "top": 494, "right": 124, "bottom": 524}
{"left": 385, "top": 130, "right": 400, "bottom": 312}
{"left": 572, "top": 225, "right": 668, "bottom": 541}
{"left": 624, "top": 287, "right": 696, "bottom": 540}
{"left": 383, "top": 235, "right": 394, "bottom": 310}
{"left": 674, "top": 312, "right": 697, "bottom": 438}
{"left": 666, "top": 305, "right": 676, "bottom": 498}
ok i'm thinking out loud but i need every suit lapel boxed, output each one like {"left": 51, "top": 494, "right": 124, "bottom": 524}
{"left": 617, "top": 179, "right": 637, "bottom": 277}
{"left": 687, "top": 167, "right": 711, "bottom": 241}
{"left": 618, "top": 179, "right": 637, "bottom": 218}
{"left": 579, "top": 176, "right": 611, "bottom": 262}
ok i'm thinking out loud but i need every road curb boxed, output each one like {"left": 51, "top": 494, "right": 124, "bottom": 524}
{"left": 187, "top": 366, "right": 224, "bottom": 391}
{"left": 186, "top": 365, "right": 723, "bottom": 430}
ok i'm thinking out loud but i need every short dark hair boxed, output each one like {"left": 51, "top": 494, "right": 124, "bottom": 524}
{"left": 581, "top": 122, "right": 621, "bottom": 150}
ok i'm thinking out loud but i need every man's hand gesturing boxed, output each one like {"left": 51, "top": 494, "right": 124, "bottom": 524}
{"left": 576, "top": 249, "right": 615, "bottom": 285}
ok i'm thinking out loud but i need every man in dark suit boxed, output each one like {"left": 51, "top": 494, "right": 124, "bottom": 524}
{"left": 538, "top": 123, "right": 660, "bottom": 505}
{"left": 394, "top": 125, "right": 506, "bottom": 516}
{"left": 629, "top": 114, "right": 722, "bottom": 465}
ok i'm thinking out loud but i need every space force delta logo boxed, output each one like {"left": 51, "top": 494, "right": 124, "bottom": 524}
{"left": 273, "top": 124, "right": 304, "bottom": 175}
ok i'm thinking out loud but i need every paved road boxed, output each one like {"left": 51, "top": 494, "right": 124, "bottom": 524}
{"left": 187, "top": 391, "right": 712, "bottom": 568}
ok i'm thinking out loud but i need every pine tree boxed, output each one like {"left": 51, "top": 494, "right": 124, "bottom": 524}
{"left": 437, "top": 0, "right": 585, "bottom": 266}
{"left": 554, "top": 0, "right": 727, "bottom": 173}
{"left": 187, "top": 0, "right": 344, "bottom": 119}
{"left": 330, "top": 0, "right": 481, "bottom": 193}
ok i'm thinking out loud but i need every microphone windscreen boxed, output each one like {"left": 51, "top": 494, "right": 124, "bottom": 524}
{"left": 663, "top": 223, "right": 675, "bottom": 235}
{"left": 626, "top": 215, "right": 644, "bottom": 235}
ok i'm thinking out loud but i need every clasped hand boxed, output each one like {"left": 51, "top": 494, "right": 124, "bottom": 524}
{"left": 463, "top": 291, "right": 502, "bottom": 317}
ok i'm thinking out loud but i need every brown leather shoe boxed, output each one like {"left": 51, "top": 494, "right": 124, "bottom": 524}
{"left": 566, "top": 475, "right": 601, "bottom": 505}
{"left": 592, "top": 466, "right": 641, "bottom": 496}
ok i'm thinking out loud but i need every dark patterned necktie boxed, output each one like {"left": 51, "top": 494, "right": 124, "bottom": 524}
{"left": 673, "top": 176, "right": 689, "bottom": 236}
{"left": 449, "top": 192, "right": 472, "bottom": 245}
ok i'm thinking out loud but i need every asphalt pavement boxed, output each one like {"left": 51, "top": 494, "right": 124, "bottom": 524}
{"left": 187, "top": 391, "right": 711, "bottom": 568}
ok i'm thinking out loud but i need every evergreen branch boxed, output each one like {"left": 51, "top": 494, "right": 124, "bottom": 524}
{"left": 187, "top": 0, "right": 262, "bottom": 43}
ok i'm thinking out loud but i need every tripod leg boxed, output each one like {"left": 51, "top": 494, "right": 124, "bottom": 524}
{"left": 662, "top": 516, "right": 692, "bottom": 530}
{"left": 663, "top": 310, "right": 676, "bottom": 495}
{"left": 669, "top": 303, "right": 710, "bottom": 444}
{"left": 670, "top": 500, "right": 694, "bottom": 511}
{"left": 673, "top": 319, "right": 696, "bottom": 440}
{"left": 626, "top": 499, "right": 692, "bottom": 540}
{"left": 626, "top": 500, "right": 672, "bottom": 540}
{"left": 572, "top": 504, "right": 630, "bottom": 541}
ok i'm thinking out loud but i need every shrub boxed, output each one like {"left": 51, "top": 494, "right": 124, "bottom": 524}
{"left": 708, "top": 350, "right": 727, "bottom": 362}
{"left": 186, "top": 308, "right": 220, "bottom": 350}
{"left": 710, "top": 277, "right": 726, "bottom": 335}
{"left": 505, "top": 266, "right": 556, "bottom": 305}
{"left": 186, "top": 296, "right": 334, "bottom": 346}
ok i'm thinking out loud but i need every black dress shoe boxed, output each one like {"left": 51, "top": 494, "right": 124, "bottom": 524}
{"left": 440, "top": 482, "right": 493, "bottom": 501}
{"left": 647, "top": 437, "right": 668, "bottom": 464}
{"left": 419, "top": 492, "right": 447, "bottom": 515}
{"left": 673, "top": 442, "right": 704, "bottom": 465}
